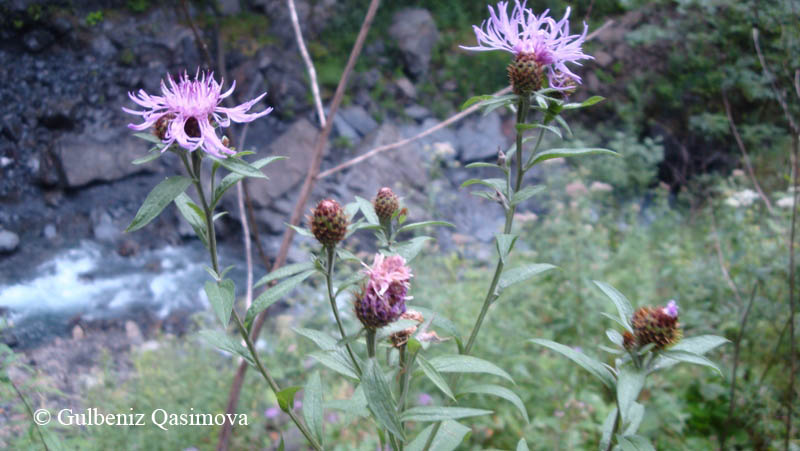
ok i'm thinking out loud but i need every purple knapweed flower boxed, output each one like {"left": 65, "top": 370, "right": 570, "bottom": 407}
{"left": 354, "top": 254, "right": 413, "bottom": 329}
{"left": 417, "top": 393, "right": 433, "bottom": 406}
{"left": 462, "top": 1, "right": 591, "bottom": 91}
{"left": 663, "top": 300, "right": 679, "bottom": 318}
{"left": 123, "top": 70, "right": 272, "bottom": 158}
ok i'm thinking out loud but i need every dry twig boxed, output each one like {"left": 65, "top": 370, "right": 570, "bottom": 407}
{"left": 288, "top": 0, "right": 326, "bottom": 127}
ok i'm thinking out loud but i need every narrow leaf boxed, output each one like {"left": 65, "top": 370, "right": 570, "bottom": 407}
{"left": 529, "top": 339, "right": 615, "bottom": 389}
{"left": 133, "top": 132, "right": 163, "bottom": 143}
{"left": 606, "top": 330, "right": 624, "bottom": 347}
{"left": 197, "top": 330, "right": 253, "bottom": 366}
{"left": 132, "top": 148, "right": 163, "bottom": 165}
{"left": 458, "top": 384, "right": 529, "bottom": 423}
{"left": 406, "top": 420, "right": 470, "bottom": 451}
{"left": 527, "top": 148, "right": 618, "bottom": 169}
{"left": 246, "top": 270, "right": 315, "bottom": 325}
{"left": 216, "top": 155, "right": 269, "bottom": 179}
{"left": 204, "top": 279, "right": 235, "bottom": 327}
{"left": 464, "top": 162, "right": 503, "bottom": 170}
{"left": 362, "top": 359, "right": 404, "bottom": 438}
{"left": 309, "top": 350, "right": 359, "bottom": 380}
{"left": 355, "top": 196, "right": 379, "bottom": 225}
{"left": 254, "top": 261, "right": 316, "bottom": 289}
{"left": 399, "top": 406, "right": 492, "bottom": 422}
{"left": 517, "top": 438, "right": 530, "bottom": 451}
{"left": 303, "top": 372, "right": 324, "bottom": 445}
{"left": 461, "top": 94, "right": 494, "bottom": 110}
{"left": 510, "top": 185, "right": 545, "bottom": 206}
{"left": 617, "top": 434, "right": 656, "bottom": 451}
{"left": 497, "top": 264, "right": 557, "bottom": 291}
{"left": 418, "top": 355, "right": 456, "bottom": 401}
{"left": 654, "top": 350, "right": 724, "bottom": 375}
{"left": 390, "top": 236, "right": 431, "bottom": 262}
{"left": 623, "top": 402, "right": 645, "bottom": 436}
{"left": 294, "top": 328, "right": 337, "bottom": 351}
{"left": 174, "top": 192, "right": 207, "bottom": 245}
{"left": 617, "top": 367, "right": 646, "bottom": 422}
{"left": 495, "top": 234, "right": 518, "bottom": 264}
{"left": 600, "top": 406, "right": 618, "bottom": 451}
{"left": 426, "top": 355, "right": 514, "bottom": 383}
{"left": 126, "top": 176, "right": 192, "bottom": 232}
{"left": 593, "top": 281, "right": 634, "bottom": 333}
{"left": 213, "top": 156, "right": 285, "bottom": 205}
{"left": 397, "top": 221, "right": 455, "bottom": 234}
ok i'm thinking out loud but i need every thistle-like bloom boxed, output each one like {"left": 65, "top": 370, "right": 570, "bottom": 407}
{"left": 355, "top": 254, "right": 413, "bottom": 329}
{"left": 363, "top": 254, "right": 413, "bottom": 296}
{"left": 123, "top": 70, "right": 272, "bottom": 158}
{"left": 462, "top": 1, "right": 591, "bottom": 91}
{"left": 631, "top": 302, "right": 682, "bottom": 350}
{"left": 663, "top": 300, "right": 679, "bottom": 318}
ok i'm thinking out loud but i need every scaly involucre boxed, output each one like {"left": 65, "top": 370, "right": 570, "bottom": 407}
{"left": 123, "top": 70, "right": 272, "bottom": 158}
{"left": 355, "top": 254, "right": 414, "bottom": 329}
{"left": 462, "top": 1, "right": 592, "bottom": 89}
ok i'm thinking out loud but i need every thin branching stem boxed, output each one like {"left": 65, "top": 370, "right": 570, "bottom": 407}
{"left": 325, "top": 246, "right": 362, "bottom": 376}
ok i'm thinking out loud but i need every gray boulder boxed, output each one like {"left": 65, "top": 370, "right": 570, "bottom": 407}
{"left": 0, "top": 229, "right": 20, "bottom": 253}
{"left": 389, "top": 9, "right": 439, "bottom": 79}
{"left": 54, "top": 125, "right": 152, "bottom": 187}
{"left": 456, "top": 111, "right": 510, "bottom": 162}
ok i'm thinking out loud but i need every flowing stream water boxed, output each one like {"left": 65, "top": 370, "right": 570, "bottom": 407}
{"left": 0, "top": 241, "right": 248, "bottom": 348}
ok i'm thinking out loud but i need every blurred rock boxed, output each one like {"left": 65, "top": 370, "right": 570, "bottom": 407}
{"left": 125, "top": 320, "right": 143, "bottom": 344}
{"left": 0, "top": 229, "right": 20, "bottom": 253}
{"left": 219, "top": 0, "right": 241, "bottom": 15}
{"left": 456, "top": 111, "right": 510, "bottom": 162}
{"left": 250, "top": 118, "right": 324, "bottom": 206}
{"left": 345, "top": 124, "right": 426, "bottom": 196}
{"left": 389, "top": 8, "right": 439, "bottom": 79}
{"left": 55, "top": 126, "right": 150, "bottom": 187}
{"left": 339, "top": 106, "right": 378, "bottom": 137}
{"left": 23, "top": 29, "right": 55, "bottom": 53}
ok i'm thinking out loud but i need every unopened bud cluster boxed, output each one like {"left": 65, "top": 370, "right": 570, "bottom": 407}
{"left": 310, "top": 199, "right": 348, "bottom": 248}
{"left": 373, "top": 187, "right": 399, "bottom": 222}
{"left": 630, "top": 300, "right": 682, "bottom": 350}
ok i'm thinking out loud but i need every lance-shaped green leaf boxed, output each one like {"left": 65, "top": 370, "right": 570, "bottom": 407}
{"left": 133, "top": 132, "right": 163, "bottom": 144}
{"left": 399, "top": 406, "right": 492, "bottom": 422}
{"left": 276, "top": 386, "right": 302, "bottom": 412}
{"left": 212, "top": 156, "right": 285, "bottom": 205}
{"left": 287, "top": 224, "right": 314, "bottom": 237}
{"left": 362, "top": 359, "right": 404, "bottom": 439}
{"left": 204, "top": 279, "right": 235, "bottom": 327}
{"left": 599, "top": 406, "right": 618, "bottom": 451}
{"left": 623, "top": 402, "right": 645, "bottom": 436}
{"left": 652, "top": 350, "right": 724, "bottom": 375}
{"left": 426, "top": 355, "right": 514, "bottom": 383}
{"left": 517, "top": 438, "right": 530, "bottom": 451}
{"left": 216, "top": 155, "right": 269, "bottom": 179}
{"left": 495, "top": 234, "right": 518, "bottom": 264}
{"left": 526, "top": 148, "right": 618, "bottom": 169}
{"left": 355, "top": 196, "right": 379, "bottom": 225}
{"left": 198, "top": 330, "right": 253, "bottom": 366}
{"left": 390, "top": 236, "right": 431, "bottom": 262}
{"left": 510, "top": 185, "right": 545, "bottom": 206}
{"left": 458, "top": 384, "right": 529, "bottom": 423}
{"left": 650, "top": 335, "right": 729, "bottom": 372}
{"left": 309, "top": 350, "right": 360, "bottom": 380}
{"left": 174, "top": 192, "right": 208, "bottom": 246}
{"left": 461, "top": 94, "right": 494, "bottom": 110}
{"left": 132, "top": 146, "right": 164, "bottom": 165}
{"left": 406, "top": 420, "right": 471, "bottom": 451}
{"left": 254, "top": 261, "right": 316, "bottom": 289}
{"left": 497, "top": 264, "right": 557, "bottom": 292}
{"left": 324, "top": 385, "right": 369, "bottom": 417}
{"left": 294, "top": 327, "right": 337, "bottom": 351}
{"left": 616, "top": 367, "right": 646, "bottom": 423}
{"left": 397, "top": 221, "right": 455, "bottom": 234}
{"left": 616, "top": 434, "right": 656, "bottom": 451}
{"left": 245, "top": 270, "right": 315, "bottom": 326}
{"left": 417, "top": 355, "right": 456, "bottom": 401}
{"left": 406, "top": 305, "right": 461, "bottom": 341}
{"left": 515, "top": 123, "right": 562, "bottom": 139}
{"left": 465, "top": 162, "right": 503, "bottom": 170}
{"left": 530, "top": 339, "right": 615, "bottom": 389}
{"left": 302, "top": 372, "right": 324, "bottom": 445}
{"left": 127, "top": 176, "right": 192, "bottom": 232}
{"left": 562, "top": 95, "right": 605, "bottom": 110}
{"left": 460, "top": 178, "right": 507, "bottom": 197}
{"left": 335, "top": 272, "right": 367, "bottom": 298}
{"left": 593, "top": 281, "right": 634, "bottom": 333}
{"left": 606, "top": 329, "right": 624, "bottom": 347}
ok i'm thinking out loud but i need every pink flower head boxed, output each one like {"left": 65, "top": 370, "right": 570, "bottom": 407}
{"left": 363, "top": 254, "right": 413, "bottom": 296}
{"left": 663, "top": 300, "right": 679, "bottom": 318}
{"left": 461, "top": 1, "right": 592, "bottom": 90}
{"left": 123, "top": 70, "right": 272, "bottom": 158}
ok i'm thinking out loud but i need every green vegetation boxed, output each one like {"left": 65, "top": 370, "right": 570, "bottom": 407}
{"left": 85, "top": 10, "right": 104, "bottom": 27}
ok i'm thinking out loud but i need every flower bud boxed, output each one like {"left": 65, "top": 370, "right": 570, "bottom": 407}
{"left": 390, "top": 310, "right": 424, "bottom": 347}
{"left": 309, "top": 199, "right": 348, "bottom": 248}
{"left": 497, "top": 149, "right": 506, "bottom": 167}
{"left": 507, "top": 52, "right": 544, "bottom": 95}
{"left": 631, "top": 302, "right": 682, "bottom": 350}
{"left": 373, "top": 187, "right": 399, "bottom": 222}
{"left": 153, "top": 114, "right": 175, "bottom": 141}
{"left": 354, "top": 283, "right": 407, "bottom": 329}
{"left": 622, "top": 331, "right": 635, "bottom": 350}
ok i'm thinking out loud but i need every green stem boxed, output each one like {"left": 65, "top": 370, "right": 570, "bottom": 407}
{"left": 10, "top": 378, "right": 50, "bottom": 451}
{"left": 366, "top": 329, "right": 377, "bottom": 358}
{"left": 325, "top": 246, "right": 363, "bottom": 376}
{"left": 179, "top": 156, "right": 322, "bottom": 451}
{"left": 231, "top": 311, "right": 323, "bottom": 450}
{"left": 424, "top": 97, "right": 537, "bottom": 450}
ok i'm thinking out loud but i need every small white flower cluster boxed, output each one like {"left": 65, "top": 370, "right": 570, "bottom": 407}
{"left": 724, "top": 189, "right": 760, "bottom": 208}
